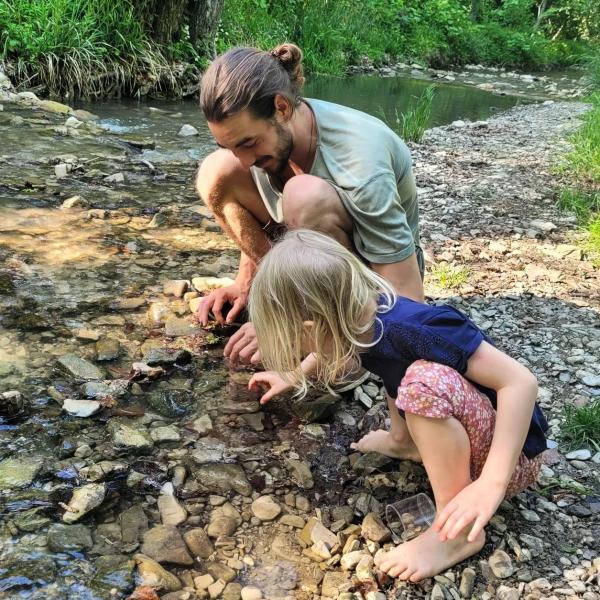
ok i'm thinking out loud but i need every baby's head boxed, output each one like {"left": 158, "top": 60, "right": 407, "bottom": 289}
{"left": 249, "top": 229, "right": 395, "bottom": 394}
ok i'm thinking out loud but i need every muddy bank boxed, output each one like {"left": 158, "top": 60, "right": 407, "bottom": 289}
{"left": 0, "top": 74, "right": 599, "bottom": 600}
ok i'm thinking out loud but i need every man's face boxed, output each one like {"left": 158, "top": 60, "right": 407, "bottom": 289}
{"left": 208, "top": 108, "right": 293, "bottom": 175}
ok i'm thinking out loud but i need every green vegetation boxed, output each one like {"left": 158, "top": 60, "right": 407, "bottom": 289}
{"left": 0, "top": 0, "right": 599, "bottom": 97}
{"left": 431, "top": 264, "right": 470, "bottom": 289}
{"left": 558, "top": 49, "right": 600, "bottom": 260}
{"left": 560, "top": 398, "right": 600, "bottom": 451}
{"left": 380, "top": 85, "right": 436, "bottom": 142}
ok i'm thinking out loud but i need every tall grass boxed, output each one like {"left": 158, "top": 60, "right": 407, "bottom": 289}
{"left": 379, "top": 85, "right": 436, "bottom": 143}
{"left": 0, "top": 0, "right": 179, "bottom": 98}
{"left": 561, "top": 399, "right": 600, "bottom": 451}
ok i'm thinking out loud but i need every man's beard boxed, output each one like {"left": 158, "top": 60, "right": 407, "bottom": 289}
{"left": 255, "top": 120, "right": 293, "bottom": 176}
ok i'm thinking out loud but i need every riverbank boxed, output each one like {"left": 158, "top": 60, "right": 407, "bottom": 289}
{"left": 0, "top": 83, "right": 598, "bottom": 598}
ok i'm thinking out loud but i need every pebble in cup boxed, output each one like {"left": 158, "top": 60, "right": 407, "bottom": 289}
{"left": 385, "top": 493, "right": 436, "bottom": 543}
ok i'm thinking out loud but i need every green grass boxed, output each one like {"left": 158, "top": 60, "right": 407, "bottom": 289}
{"left": 431, "top": 264, "right": 470, "bottom": 289}
{"left": 380, "top": 85, "right": 436, "bottom": 143}
{"left": 561, "top": 399, "right": 600, "bottom": 451}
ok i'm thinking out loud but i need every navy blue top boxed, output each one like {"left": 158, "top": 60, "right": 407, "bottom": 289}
{"left": 360, "top": 296, "right": 548, "bottom": 459}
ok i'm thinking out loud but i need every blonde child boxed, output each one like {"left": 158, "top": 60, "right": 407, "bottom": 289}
{"left": 247, "top": 229, "right": 548, "bottom": 581}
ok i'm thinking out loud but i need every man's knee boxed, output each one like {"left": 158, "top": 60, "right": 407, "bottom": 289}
{"left": 196, "top": 149, "right": 244, "bottom": 213}
{"left": 282, "top": 175, "right": 345, "bottom": 229}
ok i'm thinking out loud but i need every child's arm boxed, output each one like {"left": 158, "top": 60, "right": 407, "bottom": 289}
{"left": 433, "top": 340, "right": 538, "bottom": 542}
{"left": 248, "top": 353, "right": 319, "bottom": 404}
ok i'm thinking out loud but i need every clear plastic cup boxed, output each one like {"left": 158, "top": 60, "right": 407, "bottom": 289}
{"left": 385, "top": 493, "right": 436, "bottom": 543}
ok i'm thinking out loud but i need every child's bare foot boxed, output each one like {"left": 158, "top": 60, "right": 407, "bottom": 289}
{"left": 375, "top": 526, "right": 485, "bottom": 581}
{"left": 350, "top": 430, "right": 421, "bottom": 462}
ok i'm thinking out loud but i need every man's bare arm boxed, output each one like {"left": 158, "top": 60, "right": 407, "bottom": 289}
{"left": 371, "top": 253, "right": 424, "bottom": 302}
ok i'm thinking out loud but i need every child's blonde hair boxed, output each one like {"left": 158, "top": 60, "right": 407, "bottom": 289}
{"left": 249, "top": 229, "right": 396, "bottom": 396}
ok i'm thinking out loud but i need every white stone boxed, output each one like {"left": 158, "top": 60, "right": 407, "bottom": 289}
{"left": 62, "top": 399, "right": 101, "bottom": 418}
{"left": 178, "top": 124, "right": 200, "bottom": 137}
{"left": 241, "top": 586, "right": 262, "bottom": 600}
{"left": 565, "top": 449, "right": 591, "bottom": 461}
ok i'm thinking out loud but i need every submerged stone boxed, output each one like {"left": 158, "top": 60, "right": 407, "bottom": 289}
{"left": 96, "top": 338, "right": 120, "bottom": 361}
{"left": 47, "top": 523, "right": 93, "bottom": 552}
{"left": 91, "top": 554, "right": 135, "bottom": 596}
{"left": 82, "top": 379, "right": 129, "bottom": 399}
{"left": 0, "top": 455, "right": 44, "bottom": 488}
{"left": 57, "top": 354, "right": 104, "bottom": 381}
{"left": 195, "top": 464, "right": 252, "bottom": 496}
{"left": 134, "top": 553, "right": 182, "bottom": 591}
{"left": 141, "top": 525, "right": 193, "bottom": 565}
{"left": 112, "top": 424, "right": 154, "bottom": 451}
{"left": 62, "top": 482, "right": 106, "bottom": 523}
{"left": 62, "top": 399, "right": 101, "bottom": 418}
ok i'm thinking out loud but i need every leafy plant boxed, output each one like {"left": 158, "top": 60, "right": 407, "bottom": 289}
{"left": 431, "top": 264, "right": 470, "bottom": 289}
{"left": 380, "top": 84, "right": 436, "bottom": 143}
{"left": 561, "top": 398, "right": 600, "bottom": 451}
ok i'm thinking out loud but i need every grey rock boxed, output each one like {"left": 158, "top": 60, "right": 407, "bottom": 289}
{"left": 195, "top": 463, "right": 252, "bottom": 496}
{"left": 488, "top": 549, "right": 514, "bottom": 578}
{"left": 82, "top": 379, "right": 129, "bottom": 399}
{"left": 96, "top": 338, "right": 120, "bottom": 361}
{"left": 459, "top": 567, "right": 476, "bottom": 597}
{"left": 134, "top": 553, "right": 182, "bottom": 591}
{"left": 57, "top": 354, "right": 103, "bottom": 380}
{"left": 112, "top": 424, "right": 154, "bottom": 451}
{"left": 164, "top": 316, "right": 199, "bottom": 337}
{"left": 251, "top": 495, "right": 281, "bottom": 521}
{"left": 565, "top": 449, "right": 591, "bottom": 460}
{"left": 285, "top": 459, "right": 314, "bottom": 489}
{"left": 143, "top": 347, "right": 191, "bottom": 366}
{"left": 119, "top": 505, "right": 148, "bottom": 546}
{"left": 141, "top": 525, "right": 193, "bottom": 565}
{"left": 178, "top": 124, "right": 199, "bottom": 136}
{"left": 62, "top": 399, "right": 101, "bottom": 418}
{"left": 496, "top": 585, "right": 520, "bottom": 600}
{"left": 47, "top": 523, "right": 93, "bottom": 552}
{"left": 63, "top": 482, "right": 106, "bottom": 523}
{"left": 0, "top": 455, "right": 44, "bottom": 488}
{"left": 183, "top": 528, "right": 214, "bottom": 558}
{"left": 361, "top": 512, "right": 391, "bottom": 543}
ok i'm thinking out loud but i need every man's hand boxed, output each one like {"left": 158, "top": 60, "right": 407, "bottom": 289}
{"left": 196, "top": 283, "right": 248, "bottom": 326}
{"left": 248, "top": 371, "right": 293, "bottom": 404}
{"left": 432, "top": 477, "right": 506, "bottom": 543}
{"left": 224, "top": 322, "right": 261, "bottom": 364}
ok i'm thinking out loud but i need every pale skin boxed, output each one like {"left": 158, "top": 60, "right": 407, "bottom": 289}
{"left": 196, "top": 95, "right": 424, "bottom": 363}
{"left": 249, "top": 333, "right": 538, "bottom": 581}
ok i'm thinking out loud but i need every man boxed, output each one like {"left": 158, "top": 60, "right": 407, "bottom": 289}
{"left": 196, "top": 43, "right": 424, "bottom": 364}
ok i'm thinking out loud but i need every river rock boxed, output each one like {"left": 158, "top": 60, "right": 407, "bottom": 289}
{"left": 134, "top": 554, "right": 182, "bottom": 591}
{"left": 205, "top": 562, "right": 237, "bottom": 583}
{"left": 361, "top": 513, "right": 391, "bottom": 543}
{"left": 355, "top": 555, "right": 375, "bottom": 582}
{"left": 340, "top": 550, "right": 365, "bottom": 570}
{"left": 61, "top": 195, "right": 88, "bottom": 209}
{"left": 183, "top": 528, "right": 214, "bottom": 558}
{"left": 80, "top": 460, "right": 128, "bottom": 482}
{"left": 16, "top": 91, "right": 39, "bottom": 104}
{"left": 321, "top": 571, "right": 352, "bottom": 597}
{"left": 82, "top": 379, "right": 129, "bottom": 399}
{"left": 63, "top": 483, "right": 106, "bottom": 523}
{"left": 105, "top": 172, "right": 125, "bottom": 183}
{"left": 47, "top": 523, "right": 93, "bottom": 552}
{"left": 164, "top": 316, "right": 199, "bottom": 337}
{"left": 566, "top": 449, "right": 591, "bottom": 460}
{"left": 194, "top": 463, "right": 252, "bottom": 496}
{"left": 207, "top": 516, "right": 238, "bottom": 538}
{"left": 489, "top": 549, "right": 514, "bottom": 578}
{"left": 71, "top": 109, "right": 98, "bottom": 121}
{"left": 144, "top": 347, "right": 191, "bottom": 366}
{"left": 497, "top": 586, "right": 520, "bottom": 600}
{"left": 57, "top": 354, "right": 103, "bottom": 380}
{"left": 38, "top": 99, "right": 71, "bottom": 114}
{"left": 0, "top": 390, "right": 26, "bottom": 417}
{"left": 119, "top": 505, "right": 148, "bottom": 547}
{"left": 112, "top": 424, "right": 154, "bottom": 451}
{"left": 96, "top": 338, "right": 120, "bottom": 361}
{"left": 300, "top": 517, "right": 338, "bottom": 548}
{"left": 191, "top": 414, "right": 213, "bottom": 435}
{"left": 62, "top": 399, "right": 101, "bottom": 418}
{"left": 151, "top": 425, "right": 181, "bottom": 443}
{"left": 192, "top": 276, "right": 235, "bottom": 292}
{"left": 158, "top": 482, "right": 187, "bottom": 526}
{"left": 178, "top": 124, "right": 199, "bottom": 136}
{"left": 459, "top": 567, "right": 476, "bottom": 597}
{"left": 208, "top": 580, "right": 226, "bottom": 598}
{"left": 251, "top": 495, "right": 281, "bottom": 521}
{"left": 163, "top": 279, "right": 189, "bottom": 297}
{"left": 92, "top": 555, "right": 135, "bottom": 596}
{"left": 141, "top": 525, "right": 193, "bottom": 565}
{"left": 0, "top": 455, "right": 44, "bottom": 488}
{"left": 285, "top": 459, "right": 314, "bottom": 489}
{"left": 240, "top": 587, "right": 262, "bottom": 600}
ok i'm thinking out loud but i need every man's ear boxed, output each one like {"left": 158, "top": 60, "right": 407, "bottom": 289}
{"left": 274, "top": 94, "right": 293, "bottom": 122}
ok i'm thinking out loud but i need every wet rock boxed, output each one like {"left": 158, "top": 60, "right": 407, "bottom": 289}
{"left": 289, "top": 392, "right": 338, "bottom": 422}
{"left": 351, "top": 452, "right": 393, "bottom": 474}
{"left": 208, "top": 579, "right": 227, "bottom": 598}
{"left": 192, "top": 276, "right": 236, "bottom": 292}
{"left": 151, "top": 425, "right": 181, "bottom": 443}
{"left": 340, "top": 550, "right": 365, "bottom": 570}
{"left": 144, "top": 347, "right": 191, "bottom": 366}
{"left": 165, "top": 316, "right": 200, "bottom": 337}
{"left": 183, "top": 528, "right": 214, "bottom": 558}
{"left": 191, "top": 438, "right": 228, "bottom": 463}
{"left": 431, "top": 583, "right": 446, "bottom": 600}
{"left": 0, "top": 455, "right": 44, "bottom": 488}
{"left": 355, "top": 555, "right": 375, "bottom": 582}
{"left": 47, "top": 523, "right": 93, "bottom": 552}
{"left": 80, "top": 460, "right": 127, "bottom": 482}
{"left": 0, "top": 390, "right": 26, "bottom": 417}
{"left": 82, "top": 379, "right": 129, "bottom": 399}
{"left": 112, "top": 423, "right": 154, "bottom": 451}
{"left": 57, "top": 354, "right": 104, "bottom": 380}
{"left": 14, "top": 507, "right": 51, "bottom": 532}
{"left": 178, "top": 124, "right": 199, "bottom": 136}
{"left": 62, "top": 399, "right": 101, "bottom": 417}
{"left": 489, "top": 549, "right": 514, "bottom": 578}
{"left": 300, "top": 517, "right": 338, "bottom": 548}
{"left": 285, "top": 458, "right": 314, "bottom": 489}
{"left": 361, "top": 513, "right": 391, "bottom": 543}
{"left": 63, "top": 482, "right": 106, "bottom": 523}
{"left": 496, "top": 585, "right": 520, "bottom": 600}
{"left": 91, "top": 554, "right": 135, "bottom": 596}
{"left": 207, "top": 516, "right": 239, "bottom": 538}
{"left": 38, "top": 99, "right": 71, "bottom": 114}
{"left": 191, "top": 414, "right": 213, "bottom": 435}
{"left": 240, "top": 412, "right": 264, "bottom": 431}
{"left": 195, "top": 573, "right": 214, "bottom": 590}
{"left": 96, "top": 337, "right": 120, "bottom": 361}
{"left": 164, "top": 280, "right": 189, "bottom": 297}
{"left": 76, "top": 328, "right": 101, "bottom": 341}
{"left": 251, "top": 495, "right": 281, "bottom": 521}
{"left": 223, "top": 583, "right": 243, "bottom": 600}
{"left": 279, "top": 514, "right": 305, "bottom": 528}
{"left": 119, "top": 504, "right": 148, "bottom": 546}
{"left": 141, "top": 525, "right": 193, "bottom": 565}
{"left": 134, "top": 553, "right": 182, "bottom": 591}
{"left": 61, "top": 195, "right": 88, "bottom": 209}
{"left": 158, "top": 482, "right": 187, "bottom": 526}
{"left": 105, "top": 172, "right": 125, "bottom": 183}
{"left": 194, "top": 463, "right": 252, "bottom": 496}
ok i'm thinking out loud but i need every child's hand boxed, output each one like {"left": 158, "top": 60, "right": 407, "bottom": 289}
{"left": 248, "top": 371, "right": 293, "bottom": 404}
{"left": 432, "top": 478, "right": 506, "bottom": 542}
